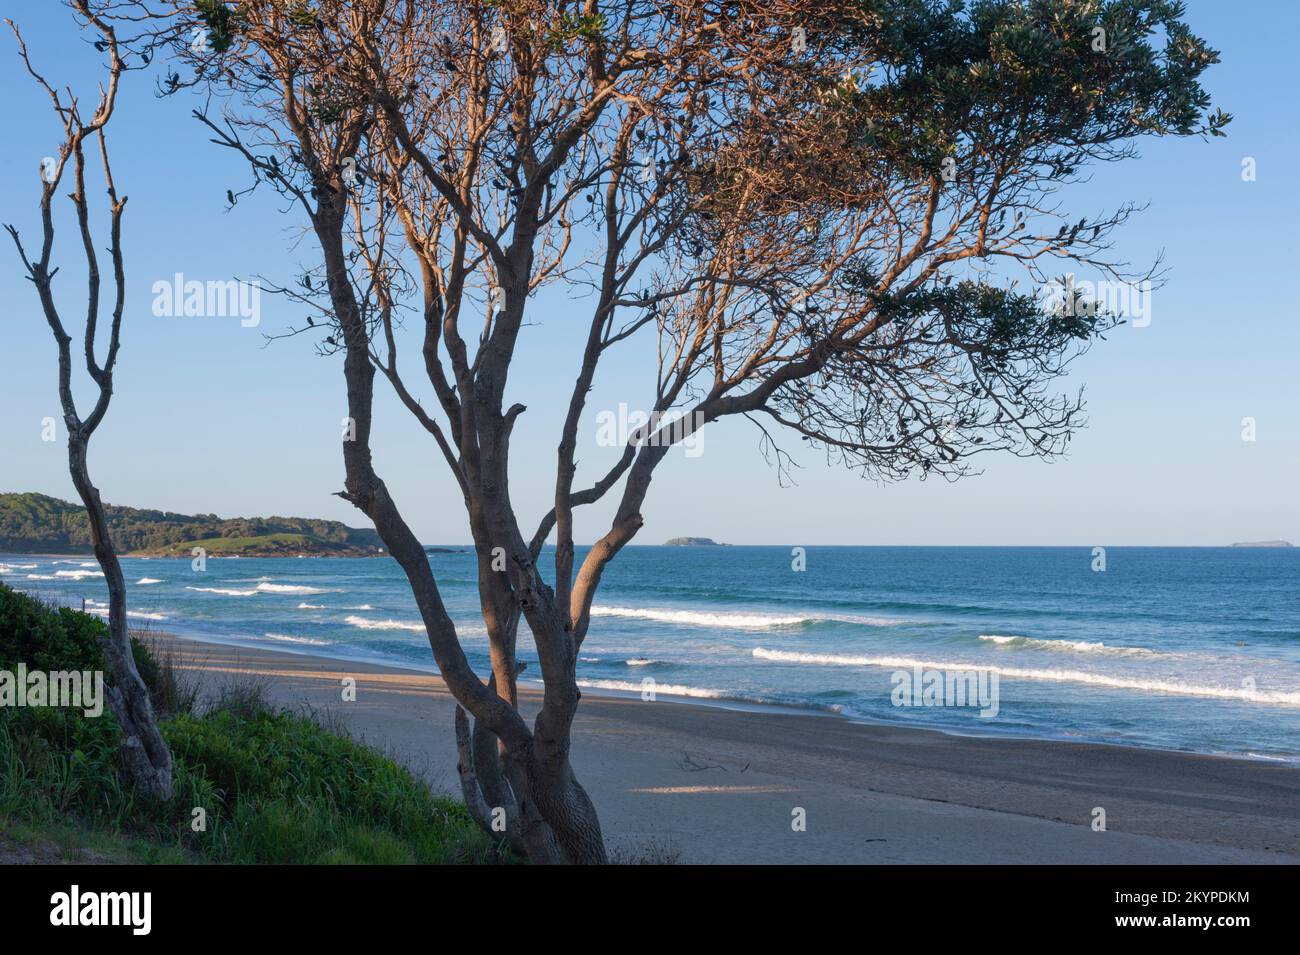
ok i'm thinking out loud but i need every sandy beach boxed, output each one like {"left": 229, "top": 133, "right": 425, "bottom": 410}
{"left": 158, "top": 632, "right": 1300, "bottom": 865}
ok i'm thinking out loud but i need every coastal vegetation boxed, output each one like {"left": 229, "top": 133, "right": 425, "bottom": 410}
{"left": 0, "top": 583, "right": 502, "bottom": 864}
{"left": 0, "top": 492, "right": 384, "bottom": 557}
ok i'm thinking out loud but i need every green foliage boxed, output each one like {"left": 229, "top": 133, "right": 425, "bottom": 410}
{"left": 166, "top": 709, "right": 502, "bottom": 863}
{"left": 279, "top": 0, "right": 317, "bottom": 29}
{"left": 815, "top": 0, "right": 1229, "bottom": 183}
{"left": 0, "top": 584, "right": 165, "bottom": 822}
{"left": 307, "top": 81, "right": 360, "bottom": 125}
{"left": 155, "top": 533, "right": 319, "bottom": 555}
{"left": 1, "top": 702, "right": 501, "bottom": 863}
{"left": 194, "top": 1, "right": 248, "bottom": 54}
{"left": 0, "top": 815, "right": 192, "bottom": 864}
{"left": 0, "top": 582, "right": 504, "bottom": 864}
{"left": 0, "top": 583, "right": 157, "bottom": 689}
{"left": 0, "top": 584, "right": 105, "bottom": 674}
{"left": 0, "top": 491, "right": 383, "bottom": 555}
{"left": 548, "top": 12, "right": 607, "bottom": 51}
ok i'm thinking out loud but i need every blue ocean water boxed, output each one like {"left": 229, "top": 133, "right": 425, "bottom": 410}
{"left": 4, "top": 546, "right": 1299, "bottom": 762}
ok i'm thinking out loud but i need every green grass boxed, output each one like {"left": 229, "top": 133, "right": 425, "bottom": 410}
{"left": 0, "top": 582, "right": 509, "bottom": 865}
{"left": 0, "top": 815, "right": 194, "bottom": 864}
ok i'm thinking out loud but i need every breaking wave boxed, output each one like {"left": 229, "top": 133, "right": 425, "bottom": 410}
{"left": 590, "top": 605, "right": 905, "bottom": 630}
{"left": 751, "top": 648, "right": 1300, "bottom": 706}
{"left": 344, "top": 615, "right": 425, "bottom": 633}
{"left": 979, "top": 634, "right": 1157, "bottom": 656}
{"left": 254, "top": 582, "right": 334, "bottom": 595}
{"left": 262, "top": 632, "right": 331, "bottom": 647}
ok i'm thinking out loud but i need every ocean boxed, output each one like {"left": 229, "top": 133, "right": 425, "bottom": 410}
{"left": 3, "top": 545, "right": 1298, "bottom": 763}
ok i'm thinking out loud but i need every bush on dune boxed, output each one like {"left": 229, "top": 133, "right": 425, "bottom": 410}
{"left": 0, "top": 582, "right": 507, "bottom": 864}
{"left": 166, "top": 708, "right": 498, "bottom": 863}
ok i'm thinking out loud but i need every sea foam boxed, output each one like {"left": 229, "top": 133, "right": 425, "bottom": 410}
{"left": 344, "top": 615, "right": 425, "bottom": 633}
{"left": 978, "top": 634, "right": 1157, "bottom": 656}
{"left": 590, "top": 605, "right": 905, "bottom": 630}
{"left": 576, "top": 678, "right": 727, "bottom": 699}
{"left": 751, "top": 648, "right": 1300, "bottom": 706}
{"left": 254, "top": 582, "right": 334, "bottom": 595}
{"left": 262, "top": 632, "right": 331, "bottom": 647}
{"left": 86, "top": 607, "right": 168, "bottom": 621}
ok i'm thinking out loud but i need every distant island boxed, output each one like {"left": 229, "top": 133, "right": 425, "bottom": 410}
{"left": 0, "top": 491, "right": 385, "bottom": 557}
{"left": 1230, "top": 540, "right": 1293, "bottom": 548}
{"left": 665, "top": 537, "right": 727, "bottom": 546}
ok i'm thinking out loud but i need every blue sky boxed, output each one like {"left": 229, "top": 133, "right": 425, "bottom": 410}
{"left": 1, "top": 1, "right": 1296, "bottom": 546}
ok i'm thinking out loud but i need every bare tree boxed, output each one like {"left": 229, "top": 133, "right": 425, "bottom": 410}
{"left": 124, "top": 0, "right": 1224, "bottom": 860}
{"left": 4, "top": 1, "right": 172, "bottom": 801}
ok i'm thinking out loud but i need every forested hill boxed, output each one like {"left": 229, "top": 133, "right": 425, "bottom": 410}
{"left": 0, "top": 492, "right": 385, "bottom": 557}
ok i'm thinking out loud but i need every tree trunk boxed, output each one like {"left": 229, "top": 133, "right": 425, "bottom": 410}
{"left": 523, "top": 749, "right": 608, "bottom": 864}
{"left": 310, "top": 184, "right": 608, "bottom": 863}
{"left": 68, "top": 434, "right": 173, "bottom": 801}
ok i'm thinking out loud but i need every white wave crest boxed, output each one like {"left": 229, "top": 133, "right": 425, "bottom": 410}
{"left": 262, "top": 632, "right": 331, "bottom": 647}
{"left": 136, "top": 577, "right": 163, "bottom": 585}
{"left": 86, "top": 607, "right": 168, "bottom": 621}
{"left": 751, "top": 648, "right": 1300, "bottom": 706}
{"left": 54, "top": 569, "right": 103, "bottom": 579}
{"left": 255, "top": 582, "right": 333, "bottom": 595}
{"left": 979, "top": 634, "right": 1156, "bottom": 656}
{"left": 186, "top": 586, "right": 258, "bottom": 596}
{"left": 577, "top": 678, "right": 726, "bottom": 699}
{"left": 342, "top": 615, "right": 485, "bottom": 637}
{"left": 590, "top": 605, "right": 904, "bottom": 630}
{"left": 344, "top": 615, "right": 425, "bottom": 633}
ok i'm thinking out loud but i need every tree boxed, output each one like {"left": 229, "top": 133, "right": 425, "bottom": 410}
{"left": 4, "top": 1, "right": 173, "bottom": 800}
{"left": 132, "top": 0, "right": 1223, "bottom": 861}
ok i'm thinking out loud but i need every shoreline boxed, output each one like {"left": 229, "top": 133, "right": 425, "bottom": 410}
{"left": 147, "top": 621, "right": 1300, "bottom": 768}
{"left": 155, "top": 629, "right": 1300, "bottom": 864}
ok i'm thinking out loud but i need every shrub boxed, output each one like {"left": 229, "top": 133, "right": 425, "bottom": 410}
{"left": 0, "top": 583, "right": 164, "bottom": 698}
{"left": 0, "top": 582, "right": 507, "bottom": 864}
{"left": 0, "top": 585, "right": 105, "bottom": 674}
{"left": 165, "top": 709, "right": 503, "bottom": 863}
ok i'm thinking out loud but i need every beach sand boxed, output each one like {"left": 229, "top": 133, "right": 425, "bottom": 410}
{"left": 158, "top": 633, "right": 1300, "bottom": 864}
